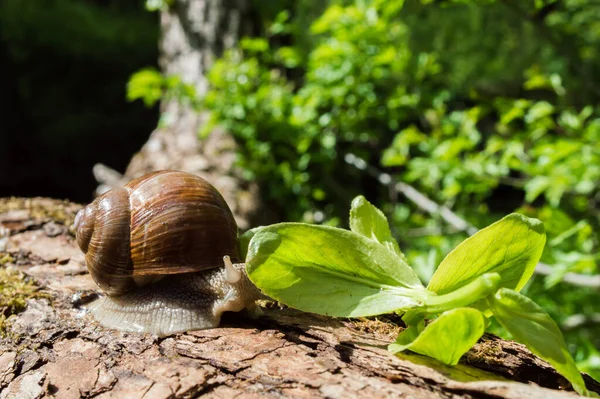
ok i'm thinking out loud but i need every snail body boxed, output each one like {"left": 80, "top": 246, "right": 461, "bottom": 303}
{"left": 74, "top": 170, "right": 261, "bottom": 336}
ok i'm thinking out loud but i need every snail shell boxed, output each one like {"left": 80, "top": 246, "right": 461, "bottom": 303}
{"left": 75, "top": 170, "right": 240, "bottom": 296}
{"left": 74, "top": 170, "right": 261, "bottom": 336}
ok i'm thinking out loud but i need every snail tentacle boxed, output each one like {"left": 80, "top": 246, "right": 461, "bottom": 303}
{"left": 223, "top": 255, "right": 242, "bottom": 284}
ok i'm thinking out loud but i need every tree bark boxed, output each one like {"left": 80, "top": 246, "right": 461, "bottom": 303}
{"left": 1, "top": 198, "right": 599, "bottom": 399}
{"left": 94, "top": 0, "right": 268, "bottom": 230}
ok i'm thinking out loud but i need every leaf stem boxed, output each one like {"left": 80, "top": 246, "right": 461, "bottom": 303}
{"left": 423, "top": 273, "right": 501, "bottom": 315}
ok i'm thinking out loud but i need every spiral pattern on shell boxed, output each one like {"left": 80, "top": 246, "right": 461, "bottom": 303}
{"left": 74, "top": 170, "right": 240, "bottom": 296}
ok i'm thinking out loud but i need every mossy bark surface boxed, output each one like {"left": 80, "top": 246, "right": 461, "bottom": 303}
{"left": 1, "top": 197, "right": 599, "bottom": 398}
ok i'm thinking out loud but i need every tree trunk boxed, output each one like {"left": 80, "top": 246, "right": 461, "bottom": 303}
{"left": 1, "top": 198, "right": 599, "bottom": 398}
{"left": 94, "top": 0, "right": 267, "bottom": 230}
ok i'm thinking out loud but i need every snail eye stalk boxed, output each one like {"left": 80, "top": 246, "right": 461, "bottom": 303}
{"left": 223, "top": 255, "right": 242, "bottom": 284}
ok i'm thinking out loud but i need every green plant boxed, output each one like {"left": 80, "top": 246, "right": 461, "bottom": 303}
{"left": 244, "top": 196, "right": 592, "bottom": 396}
{"left": 127, "top": 67, "right": 199, "bottom": 118}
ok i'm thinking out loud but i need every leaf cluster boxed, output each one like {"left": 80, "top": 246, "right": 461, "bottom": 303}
{"left": 245, "top": 198, "right": 592, "bottom": 396}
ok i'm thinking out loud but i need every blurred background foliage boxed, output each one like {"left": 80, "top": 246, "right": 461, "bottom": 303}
{"left": 2, "top": 0, "right": 599, "bottom": 381}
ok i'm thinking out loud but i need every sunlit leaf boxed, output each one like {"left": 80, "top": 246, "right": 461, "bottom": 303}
{"left": 390, "top": 308, "right": 485, "bottom": 366}
{"left": 127, "top": 68, "right": 164, "bottom": 107}
{"left": 524, "top": 176, "right": 551, "bottom": 203}
{"left": 428, "top": 213, "right": 545, "bottom": 295}
{"left": 489, "top": 289, "right": 589, "bottom": 396}
{"left": 246, "top": 223, "right": 426, "bottom": 317}
{"left": 349, "top": 195, "right": 406, "bottom": 261}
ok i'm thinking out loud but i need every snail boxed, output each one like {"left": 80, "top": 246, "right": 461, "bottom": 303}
{"left": 74, "top": 170, "right": 262, "bottom": 336}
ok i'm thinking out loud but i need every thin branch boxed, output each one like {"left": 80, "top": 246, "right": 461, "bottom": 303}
{"left": 563, "top": 313, "right": 600, "bottom": 331}
{"left": 344, "top": 153, "right": 600, "bottom": 289}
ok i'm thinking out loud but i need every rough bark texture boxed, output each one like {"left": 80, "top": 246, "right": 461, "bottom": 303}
{"left": 94, "top": 0, "right": 269, "bottom": 230}
{"left": 1, "top": 198, "right": 599, "bottom": 399}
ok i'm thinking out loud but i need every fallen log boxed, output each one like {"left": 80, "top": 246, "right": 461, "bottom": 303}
{"left": 1, "top": 198, "right": 598, "bottom": 398}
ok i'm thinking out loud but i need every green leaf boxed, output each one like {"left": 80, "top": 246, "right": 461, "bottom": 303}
{"left": 389, "top": 308, "right": 485, "bottom": 366}
{"left": 240, "top": 37, "right": 269, "bottom": 53}
{"left": 239, "top": 227, "right": 264, "bottom": 261}
{"left": 126, "top": 68, "right": 164, "bottom": 107}
{"left": 428, "top": 213, "right": 546, "bottom": 295}
{"left": 525, "top": 100, "right": 555, "bottom": 123}
{"left": 524, "top": 176, "right": 551, "bottom": 203}
{"left": 489, "top": 289, "right": 589, "bottom": 396}
{"left": 349, "top": 196, "right": 407, "bottom": 261}
{"left": 145, "top": 0, "right": 173, "bottom": 11}
{"left": 390, "top": 323, "right": 421, "bottom": 347}
{"left": 246, "top": 223, "right": 427, "bottom": 317}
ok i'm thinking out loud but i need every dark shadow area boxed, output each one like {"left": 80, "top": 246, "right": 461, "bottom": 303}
{"left": 0, "top": 0, "right": 159, "bottom": 203}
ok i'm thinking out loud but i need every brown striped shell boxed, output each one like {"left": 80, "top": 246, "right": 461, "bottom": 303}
{"left": 74, "top": 170, "right": 240, "bottom": 296}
